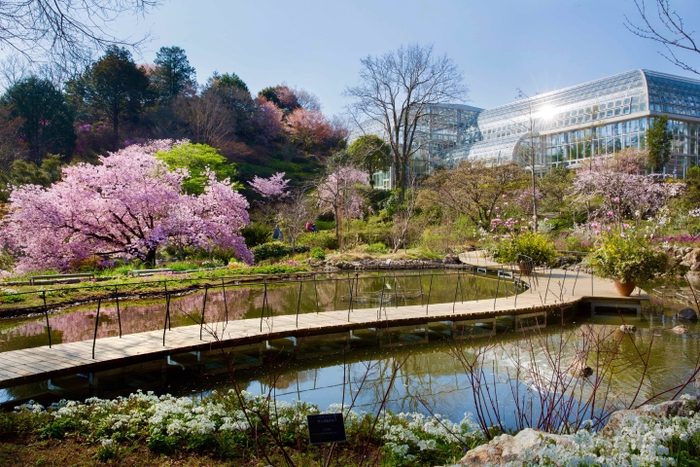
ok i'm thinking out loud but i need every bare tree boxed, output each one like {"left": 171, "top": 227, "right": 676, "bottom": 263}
{"left": 626, "top": 0, "right": 700, "bottom": 75}
{"left": 276, "top": 189, "right": 312, "bottom": 253}
{"left": 0, "top": 1, "right": 160, "bottom": 69}
{"left": 345, "top": 44, "right": 467, "bottom": 196}
{"left": 174, "top": 91, "right": 234, "bottom": 147}
{"left": 390, "top": 177, "right": 419, "bottom": 253}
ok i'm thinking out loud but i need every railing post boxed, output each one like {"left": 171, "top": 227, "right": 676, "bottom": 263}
{"left": 314, "top": 273, "right": 319, "bottom": 314}
{"left": 346, "top": 273, "right": 354, "bottom": 321}
{"left": 92, "top": 299, "right": 101, "bottom": 359}
{"left": 378, "top": 275, "right": 386, "bottom": 321}
{"left": 545, "top": 266, "right": 554, "bottom": 304}
{"left": 572, "top": 266, "right": 580, "bottom": 296}
{"left": 426, "top": 272, "right": 433, "bottom": 315}
{"left": 260, "top": 279, "right": 268, "bottom": 332}
{"left": 296, "top": 280, "right": 303, "bottom": 327}
{"left": 452, "top": 271, "right": 461, "bottom": 314}
{"left": 199, "top": 285, "right": 209, "bottom": 340}
{"left": 221, "top": 278, "right": 229, "bottom": 323}
{"left": 163, "top": 292, "right": 170, "bottom": 346}
{"left": 114, "top": 286, "right": 122, "bottom": 338}
{"left": 393, "top": 270, "right": 398, "bottom": 307}
{"left": 493, "top": 274, "right": 501, "bottom": 311}
{"left": 42, "top": 291, "right": 52, "bottom": 348}
{"left": 419, "top": 268, "right": 424, "bottom": 307}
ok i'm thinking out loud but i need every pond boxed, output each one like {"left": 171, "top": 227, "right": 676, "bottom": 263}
{"left": 1, "top": 271, "right": 698, "bottom": 433}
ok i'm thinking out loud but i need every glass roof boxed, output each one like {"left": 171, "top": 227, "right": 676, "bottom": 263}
{"left": 645, "top": 70, "right": 700, "bottom": 118}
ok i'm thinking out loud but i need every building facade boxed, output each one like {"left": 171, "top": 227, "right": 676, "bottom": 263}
{"left": 378, "top": 70, "right": 700, "bottom": 185}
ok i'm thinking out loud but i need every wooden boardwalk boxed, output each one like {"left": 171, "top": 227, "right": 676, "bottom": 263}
{"left": 0, "top": 267, "right": 647, "bottom": 390}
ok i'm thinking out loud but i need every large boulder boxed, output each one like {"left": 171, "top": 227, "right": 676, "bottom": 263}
{"left": 457, "top": 428, "right": 575, "bottom": 466}
{"left": 676, "top": 308, "right": 699, "bottom": 322}
{"left": 682, "top": 248, "right": 700, "bottom": 266}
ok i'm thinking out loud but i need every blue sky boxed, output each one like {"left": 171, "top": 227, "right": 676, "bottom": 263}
{"left": 116, "top": 0, "right": 700, "bottom": 116}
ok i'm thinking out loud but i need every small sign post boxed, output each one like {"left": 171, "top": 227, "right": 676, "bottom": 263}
{"left": 307, "top": 413, "right": 346, "bottom": 467}
{"left": 307, "top": 412, "right": 347, "bottom": 445}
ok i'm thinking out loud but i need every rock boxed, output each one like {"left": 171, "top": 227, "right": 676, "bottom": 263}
{"left": 683, "top": 248, "right": 700, "bottom": 265}
{"left": 676, "top": 308, "right": 699, "bottom": 322}
{"left": 569, "top": 355, "right": 593, "bottom": 378}
{"left": 443, "top": 254, "right": 461, "bottom": 264}
{"left": 602, "top": 400, "right": 691, "bottom": 437}
{"left": 457, "top": 428, "right": 575, "bottom": 466}
{"left": 619, "top": 324, "right": 637, "bottom": 333}
{"left": 692, "top": 262, "right": 700, "bottom": 271}
{"left": 687, "top": 271, "right": 700, "bottom": 287}
{"left": 672, "top": 325, "right": 689, "bottom": 334}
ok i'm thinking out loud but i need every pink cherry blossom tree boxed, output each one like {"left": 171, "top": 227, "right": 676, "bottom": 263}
{"left": 315, "top": 165, "right": 369, "bottom": 247}
{"left": 571, "top": 148, "right": 671, "bottom": 228}
{"left": 248, "top": 172, "right": 290, "bottom": 200}
{"left": 1, "top": 140, "right": 252, "bottom": 273}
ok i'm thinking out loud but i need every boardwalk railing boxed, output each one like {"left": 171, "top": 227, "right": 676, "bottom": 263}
{"left": 1, "top": 267, "right": 542, "bottom": 356}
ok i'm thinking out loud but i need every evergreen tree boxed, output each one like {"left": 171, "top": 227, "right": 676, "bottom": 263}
{"left": 68, "top": 46, "right": 151, "bottom": 147}
{"left": 152, "top": 46, "right": 196, "bottom": 102}
{"left": 646, "top": 114, "right": 672, "bottom": 173}
{"left": 1, "top": 76, "right": 76, "bottom": 162}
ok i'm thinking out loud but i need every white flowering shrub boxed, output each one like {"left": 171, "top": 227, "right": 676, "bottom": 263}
{"left": 10, "top": 392, "right": 484, "bottom": 465}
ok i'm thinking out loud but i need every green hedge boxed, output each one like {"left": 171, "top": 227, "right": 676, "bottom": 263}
{"left": 251, "top": 242, "right": 309, "bottom": 262}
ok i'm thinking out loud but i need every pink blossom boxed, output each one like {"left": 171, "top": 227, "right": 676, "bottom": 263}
{"left": 248, "top": 172, "right": 290, "bottom": 199}
{"left": 1, "top": 140, "right": 252, "bottom": 272}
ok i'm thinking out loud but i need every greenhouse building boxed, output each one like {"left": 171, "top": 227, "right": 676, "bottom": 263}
{"left": 374, "top": 69, "right": 700, "bottom": 187}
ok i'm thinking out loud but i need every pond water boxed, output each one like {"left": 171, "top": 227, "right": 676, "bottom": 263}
{"left": 1, "top": 272, "right": 699, "bottom": 433}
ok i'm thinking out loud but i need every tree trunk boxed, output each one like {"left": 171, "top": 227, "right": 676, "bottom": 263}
{"left": 145, "top": 248, "right": 157, "bottom": 268}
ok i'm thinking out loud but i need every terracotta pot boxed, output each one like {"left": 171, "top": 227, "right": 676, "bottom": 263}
{"left": 613, "top": 279, "right": 636, "bottom": 296}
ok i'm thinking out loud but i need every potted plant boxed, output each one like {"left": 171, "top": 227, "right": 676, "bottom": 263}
{"left": 587, "top": 229, "right": 668, "bottom": 296}
{"left": 489, "top": 231, "right": 557, "bottom": 271}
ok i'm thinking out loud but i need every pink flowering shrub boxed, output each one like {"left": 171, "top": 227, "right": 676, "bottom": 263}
{"left": 1, "top": 140, "right": 252, "bottom": 273}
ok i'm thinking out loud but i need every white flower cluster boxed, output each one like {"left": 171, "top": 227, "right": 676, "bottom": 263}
{"left": 492, "top": 411, "right": 700, "bottom": 467}
{"left": 376, "top": 411, "right": 481, "bottom": 459}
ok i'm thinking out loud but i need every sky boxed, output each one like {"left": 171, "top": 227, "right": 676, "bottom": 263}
{"left": 110, "top": 0, "right": 700, "bottom": 117}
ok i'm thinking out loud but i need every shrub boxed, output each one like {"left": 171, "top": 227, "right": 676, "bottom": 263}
{"left": 364, "top": 242, "right": 389, "bottom": 254}
{"left": 297, "top": 231, "right": 338, "bottom": 250}
{"left": 242, "top": 222, "right": 272, "bottom": 248}
{"left": 252, "top": 242, "right": 292, "bottom": 262}
{"left": 251, "top": 242, "right": 309, "bottom": 262}
{"left": 489, "top": 231, "right": 557, "bottom": 266}
{"left": 310, "top": 247, "right": 326, "bottom": 260}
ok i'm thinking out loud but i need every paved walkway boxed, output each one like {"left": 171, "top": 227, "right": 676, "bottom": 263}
{"left": 0, "top": 266, "right": 646, "bottom": 389}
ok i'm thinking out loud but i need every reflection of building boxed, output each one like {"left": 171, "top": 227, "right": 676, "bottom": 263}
{"left": 372, "top": 70, "right": 700, "bottom": 187}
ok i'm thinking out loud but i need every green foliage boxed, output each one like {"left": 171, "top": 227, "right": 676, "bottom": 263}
{"left": 67, "top": 46, "right": 151, "bottom": 146}
{"left": 0, "top": 288, "right": 25, "bottom": 303}
{"left": 242, "top": 222, "right": 272, "bottom": 248}
{"left": 310, "top": 247, "right": 326, "bottom": 260}
{"left": 252, "top": 242, "right": 292, "bottom": 261}
{"left": 251, "top": 242, "right": 310, "bottom": 262}
{"left": 297, "top": 231, "right": 338, "bottom": 250}
{"left": 166, "top": 261, "right": 199, "bottom": 271}
{"left": 364, "top": 242, "right": 389, "bottom": 254}
{"left": 314, "top": 220, "right": 335, "bottom": 231}
{"left": 1, "top": 76, "right": 76, "bottom": 162}
{"left": 152, "top": 46, "right": 196, "bottom": 101}
{"left": 646, "top": 115, "right": 672, "bottom": 172}
{"left": 155, "top": 142, "right": 238, "bottom": 194}
{"left": 588, "top": 229, "right": 669, "bottom": 283}
{"left": 489, "top": 231, "right": 557, "bottom": 266}
{"left": 347, "top": 135, "right": 392, "bottom": 187}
